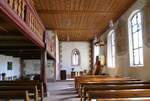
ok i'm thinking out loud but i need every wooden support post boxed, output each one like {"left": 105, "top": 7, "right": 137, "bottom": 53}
{"left": 40, "top": 48, "right": 48, "bottom": 94}
{"left": 89, "top": 41, "right": 94, "bottom": 74}
{"left": 20, "top": 58, "right": 24, "bottom": 79}
{"left": 40, "top": 31, "right": 48, "bottom": 94}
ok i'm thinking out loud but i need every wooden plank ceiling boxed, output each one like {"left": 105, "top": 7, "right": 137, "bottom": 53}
{"left": 33, "top": 0, "right": 136, "bottom": 41}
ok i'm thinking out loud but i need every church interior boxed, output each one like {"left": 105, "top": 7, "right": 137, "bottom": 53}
{"left": 0, "top": 0, "right": 150, "bottom": 101}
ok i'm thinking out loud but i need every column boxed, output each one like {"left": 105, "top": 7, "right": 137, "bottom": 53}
{"left": 40, "top": 31, "right": 48, "bottom": 93}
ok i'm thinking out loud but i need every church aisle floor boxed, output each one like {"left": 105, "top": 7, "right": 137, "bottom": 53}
{"left": 46, "top": 80, "right": 80, "bottom": 101}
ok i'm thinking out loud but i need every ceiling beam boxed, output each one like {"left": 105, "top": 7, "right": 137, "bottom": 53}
{"left": 0, "top": 46, "right": 39, "bottom": 50}
{"left": 14, "top": 55, "right": 40, "bottom": 59}
{"left": 37, "top": 9, "right": 112, "bottom": 15}
{"left": 0, "top": 49, "right": 40, "bottom": 52}
{"left": 0, "top": 40, "right": 32, "bottom": 43}
{"left": 21, "top": 57, "right": 41, "bottom": 59}
{"left": 0, "top": 32, "right": 21, "bottom": 35}
{"left": 0, "top": 36, "right": 25, "bottom": 40}
{"left": 0, "top": 52, "right": 40, "bottom": 55}
{"left": 0, "top": 43, "right": 35, "bottom": 47}
{"left": 0, "top": 53, "right": 41, "bottom": 59}
{"left": 20, "top": 55, "right": 54, "bottom": 60}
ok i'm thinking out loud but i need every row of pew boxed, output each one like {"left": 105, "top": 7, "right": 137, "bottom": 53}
{"left": 0, "top": 80, "right": 44, "bottom": 101}
{"left": 74, "top": 75, "right": 150, "bottom": 101}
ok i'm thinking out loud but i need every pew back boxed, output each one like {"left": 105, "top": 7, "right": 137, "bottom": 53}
{"left": 0, "top": 80, "right": 44, "bottom": 101}
{"left": 82, "top": 84, "right": 150, "bottom": 101}
{"left": 0, "top": 90, "right": 30, "bottom": 101}
{"left": 87, "top": 89, "right": 150, "bottom": 101}
{"left": 0, "top": 85, "right": 38, "bottom": 101}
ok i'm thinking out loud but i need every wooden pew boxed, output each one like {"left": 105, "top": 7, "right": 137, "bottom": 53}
{"left": 75, "top": 75, "right": 110, "bottom": 91}
{"left": 0, "top": 85, "right": 38, "bottom": 101}
{"left": 87, "top": 89, "right": 150, "bottom": 101}
{"left": 80, "top": 81, "right": 150, "bottom": 98}
{"left": 0, "top": 80, "right": 44, "bottom": 101}
{"left": 82, "top": 83, "right": 150, "bottom": 101}
{"left": 78, "top": 78, "right": 141, "bottom": 96}
{"left": 75, "top": 76, "right": 140, "bottom": 93}
{"left": 0, "top": 90, "right": 30, "bottom": 101}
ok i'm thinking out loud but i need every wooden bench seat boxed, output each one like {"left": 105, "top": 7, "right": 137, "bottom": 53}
{"left": 0, "top": 90, "right": 30, "bottom": 101}
{"left": 87, "top": 89, "right": 150, "bottom": 101}
{"left": 0, "top": 85, "right": 38, "bottom": 101}
{"left": 0, "top": 80, "right": 44, "bottom": 101}
{"left": 82, "top": 84, "right": 150, "bottom": 101}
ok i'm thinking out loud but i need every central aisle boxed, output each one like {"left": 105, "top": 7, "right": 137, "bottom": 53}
{"left": 46, "top": 80, "right": 80, "bottom": 101}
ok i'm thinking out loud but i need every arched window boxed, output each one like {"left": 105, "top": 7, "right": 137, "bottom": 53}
{"left": 128, "top": 10, "right": 144, "bottom": 67}
{"left": 107, "top": 30, "right": 116, "bottom": 68}
{"left": 72, "top": 49, "right": 80, "bottom": 66}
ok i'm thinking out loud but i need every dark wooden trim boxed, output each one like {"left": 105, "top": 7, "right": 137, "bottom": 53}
{"left": 20, "top": 59, "right": 24, "bottom": 79}
{"left": 0, "top": 46, "right": 39, "bottom": 49}
{"left": 41, "top": 31, "right": 48, "bottom": 93}
{"left": 25, "top": 0, "right": 45, "bottom": 31}
{"left": 0, "top": 0, "right": 44, "bottom": 48}
{"left": 40, "top": 48, "right": 48, "bottom": 94}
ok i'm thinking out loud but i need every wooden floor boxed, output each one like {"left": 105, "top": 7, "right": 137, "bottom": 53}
{"left": 46, "top": 80, "right": 80, "bottom": 101}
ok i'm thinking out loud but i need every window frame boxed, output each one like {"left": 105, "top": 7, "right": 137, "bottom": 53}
{"left": 128, "top": 10, "right": 144, "bottom": 67}
{"left": 107, "top": 30, "right": 116, "bottom": 68}
{"left": 71, "top": 49, "right": 80, "bottom": 66}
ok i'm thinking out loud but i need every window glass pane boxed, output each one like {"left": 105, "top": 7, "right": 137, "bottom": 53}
{"left": 72, "top": 50, "right": 80, "bottom": 66}
{"left": 131, "top": 15, "right": 137, "bottom": 25}
{"left": 94, "top": 45, "right": 100, "bottom": 63}
{"left": 137, "top": 12, "right": 141, "bottom": 23}
{"left": 108, "top": 31, "right": 115, "bottom": 68}
{"left": 112, "top": 33, "right": 115, "bottom": 45}
{"left": 133, "top": 49, "right": 139, "bottom": 65}
{"left": 139, "top": 48, "right": 143, "bottom": 65}
{"left": 112, "top": 47, "right": 115, "bottom": 56}
{"left": 73, "top": 54, "right": 76, "bottom": 65}
{"left": 133, "top": 32, "right": 139, "bottom": 49}
{"left": 138, "top": 30, "right": 143, "bottom": 47}
{"left": 76, "top": 54, "right": 79, "bottom": 65}
{"left": 138, "top": 23, "right": 142, "bottom": 30}
{"left": 132, "top": 25, "right": 138, "bottom": 33}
